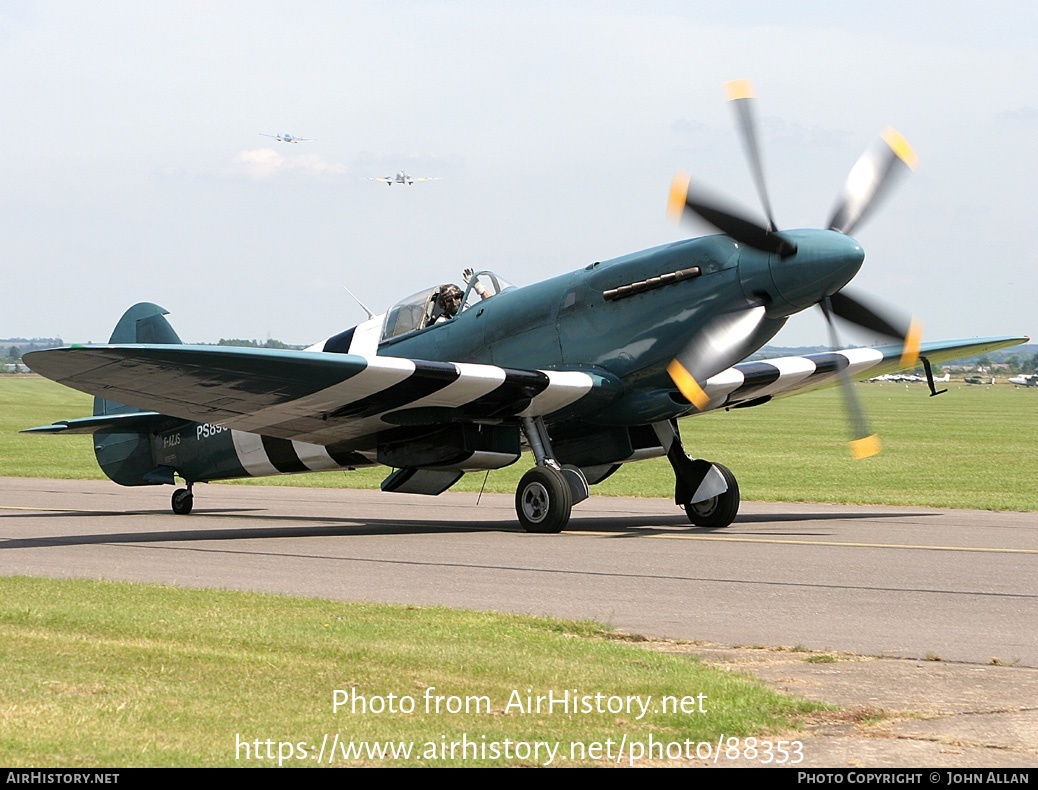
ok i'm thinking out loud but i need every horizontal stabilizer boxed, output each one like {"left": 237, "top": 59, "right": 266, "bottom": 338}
{"left": 22, "top": 411, "right": 188, "bottom": 435}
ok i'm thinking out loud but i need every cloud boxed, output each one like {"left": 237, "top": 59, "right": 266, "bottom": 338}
{"left": 670, "top": 118, "right": 709, "bottom": 138}
{"left": 997, "top": 106, "right": 1038, "bottom": 124}
{"left": 221, "top": 148, "right": 351, "bottom": 182}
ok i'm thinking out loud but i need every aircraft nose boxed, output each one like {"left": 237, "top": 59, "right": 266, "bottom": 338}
{"left": 764, "top": 229, "right": 865, "bottom": 313}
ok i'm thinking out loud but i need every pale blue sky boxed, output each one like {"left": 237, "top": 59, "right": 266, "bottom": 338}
{"left": 2, "top": 1, "right": 1035, "bottom": 347}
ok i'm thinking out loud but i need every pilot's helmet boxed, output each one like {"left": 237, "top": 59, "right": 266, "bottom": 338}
{"left": 436, "top": 284, "right": 463, "bottom": 316}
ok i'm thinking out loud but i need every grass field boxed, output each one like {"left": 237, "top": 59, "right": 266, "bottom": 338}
{"left": 0, "top": 576, "right": 826, "bottom": 767}
{"left": 4, "top": 375, "right": 1035, "bottom": 511}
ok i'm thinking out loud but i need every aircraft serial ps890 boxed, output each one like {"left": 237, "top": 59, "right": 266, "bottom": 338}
{"left": 25, "top": 82, "right": 1027, "bottom": 532}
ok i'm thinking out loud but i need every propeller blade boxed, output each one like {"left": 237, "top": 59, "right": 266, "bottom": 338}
{"left": 821, "top": 298, "right": 881, "bottom": 459}
{"left": 667, "top": 302, "right": 768, "bottom": 410}
{"left": 725, "top": 79, "right": 778, "bottom": 232}
{"left": 828, "top": 127, "right": 918, "bottom": 236}
{"left": 828, "top": 290, "right": 922, "bottom": 368}
{"left": 668, "top": 172, "right": 797, "bottom": 257}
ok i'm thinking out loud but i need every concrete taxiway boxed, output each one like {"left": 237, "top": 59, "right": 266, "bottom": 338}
{"left": 3, "top": 477, "right": 1037, "bottom": 767}
{"left": 3, "top": 476, "right": 1036, "bottom": 666}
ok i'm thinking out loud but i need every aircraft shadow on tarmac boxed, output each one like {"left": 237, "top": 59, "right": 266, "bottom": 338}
{"left": 0, "top": 507, "right": 938, "bottom": 550}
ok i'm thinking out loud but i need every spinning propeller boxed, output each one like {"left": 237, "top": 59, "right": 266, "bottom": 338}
{"left": 667, "top": 79, "right": 921, "bottom": 458}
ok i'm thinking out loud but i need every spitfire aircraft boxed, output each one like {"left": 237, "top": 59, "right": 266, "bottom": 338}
{"left": 259, "top": 132, "right": 315, "bottom": 143}
{"left": 26, "top": 82, "right": 1026, "bottom": 532}
{"left": 367, "top": 171, "right": 439, "bottom": 186}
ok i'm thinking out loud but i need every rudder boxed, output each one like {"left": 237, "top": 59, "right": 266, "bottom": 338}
{"left": 94, "top": 302, "right": 182, "bottom": 418}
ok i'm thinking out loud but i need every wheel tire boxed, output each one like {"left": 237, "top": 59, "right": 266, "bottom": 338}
{"left": 684, "top": 463, "right": 739, "bottom": 528}
{"left": 515, "top": 467, "right": 572, "bottom": 533}
{"left": 171, "top": 488, "right": 194, "bottom": 515}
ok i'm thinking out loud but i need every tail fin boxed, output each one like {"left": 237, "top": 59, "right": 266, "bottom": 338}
{"left": 94, "top": 302, "right": 181, "bottom": 417}
{"left": 106, "top": 301, "right": 183, "bottom": 344}
{"left": 94, "top": 303, "right": 182, "bottom": 486}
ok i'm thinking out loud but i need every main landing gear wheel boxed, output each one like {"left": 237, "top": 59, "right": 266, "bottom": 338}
{"left": 684, "top": 463, "right": 739, "bottom": 528}
{"left": 171, "top": 487, "right": 193, "bottom": 515}
{"left": 516, "top": 467, "right": 572, "bottom": 534}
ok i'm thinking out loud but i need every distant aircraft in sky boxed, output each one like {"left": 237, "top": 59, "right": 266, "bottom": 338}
{"left": 260, "top": 133, "right": 315, "bottom": 144}
{"left": 367, "top": 171, "right": 439, "bottom": 186}
{"left": 1008, "top": 373, "right": 1038, "bottom": 387}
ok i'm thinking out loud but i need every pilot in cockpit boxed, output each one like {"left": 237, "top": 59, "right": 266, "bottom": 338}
{"left": 430, "top": 270, "right": 495, "bottom": 326}
{"left": 431, "top": 284, "right": 463, "bottom": 323}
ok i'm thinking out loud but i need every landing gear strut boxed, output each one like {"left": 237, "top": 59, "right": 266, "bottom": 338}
{"left": 171, "top": 482, "right": 194, "bottom": 515}
{"left": 516, "top": 417, "right": 588, "bottom": 533}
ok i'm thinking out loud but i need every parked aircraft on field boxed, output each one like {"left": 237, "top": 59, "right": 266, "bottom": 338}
{"left": 965, "top": 376, "right": 996, "bottom": 385}
{"left": 1008, "top": 374, "right": 1038, "bottom": 387}
{"left": 869, "top": 372, "right": 949, "bottom": 383}
{"left": 260, "top": 132, "right": 315, "bottom": 143}
{"left": 367, "top": 171, "right": 439, "bottom": 186}
{"left": 25, "top": 82, "right": 1027, "bottom": 532}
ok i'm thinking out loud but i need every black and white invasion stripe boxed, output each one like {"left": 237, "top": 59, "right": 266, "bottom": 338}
{"left": 701, "top": 347, "right": 885, "bottom": 409}
{"left": 218, "top": 355, "right": 595, "bottom": 447}
{"left": 228, "top": 431, "right": 375, "bottom": 477}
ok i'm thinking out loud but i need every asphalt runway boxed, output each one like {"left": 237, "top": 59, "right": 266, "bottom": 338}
{"left": 3, "top": 476, "right": 1037, "bottom": 668}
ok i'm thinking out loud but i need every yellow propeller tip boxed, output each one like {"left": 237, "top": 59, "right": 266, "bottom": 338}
{"left": 899, "top": 318, "right": 923, "bottom": 369}
{"left": 667, "top": 171, "right": 691, "bottom": 220}
{"left": 724, "top": 79, "right": 755, "bottom": 101}
{"left": 850, "top": 434, "right": 882, "bottom": 460}
{"left": 882, "top": 127, "right": 919, "bottom": 170}
{"left": 668, "top": 360, "right": 711, "bottom": 410}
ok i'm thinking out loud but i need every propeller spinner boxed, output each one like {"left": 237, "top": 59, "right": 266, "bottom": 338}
{"left": 667, "top": 80, "right": 921, "bottom": 457}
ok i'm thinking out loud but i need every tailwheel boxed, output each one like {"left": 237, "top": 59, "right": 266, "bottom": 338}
{"left": 516, "top": 467, "right": 572, "bottom": 534}
{"left": 171, "top": 486, "right": 194, "bottom": 515}
{"left": 684, "top": 463, "right": 739, "bottom": 528}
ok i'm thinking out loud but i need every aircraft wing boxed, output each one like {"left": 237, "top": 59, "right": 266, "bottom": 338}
{"left": 24, "top": 345, "right": 621, "bottom": 448}
{"left": 698, "top": 335, "right": 1028, "bottom": 411}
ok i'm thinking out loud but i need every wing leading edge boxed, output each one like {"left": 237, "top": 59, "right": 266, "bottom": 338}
{"left": 696, "top": 336, "right": 1029, "bottom": 412}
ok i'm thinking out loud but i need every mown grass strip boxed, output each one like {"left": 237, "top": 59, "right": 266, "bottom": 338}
{"left": 0, "top": 577, "right": 824, "bottom": 767}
